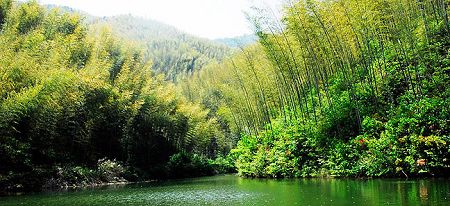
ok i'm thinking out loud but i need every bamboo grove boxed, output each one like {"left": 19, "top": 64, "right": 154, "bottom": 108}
{"left": 184, "top": 0, "right": 450, "bottom": 177}
{"left": 0, "top": 0, "right": 234, "bottom": 192}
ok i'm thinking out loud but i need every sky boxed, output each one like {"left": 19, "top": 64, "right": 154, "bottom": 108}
{"left": 36, "top": 0, "right": 284, "bottom": 39}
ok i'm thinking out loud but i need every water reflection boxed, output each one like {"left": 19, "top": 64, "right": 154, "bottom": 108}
{"left": 420, "top": 182, "right": 429, "bottom": 201}
{"left": 0, "top": 175, "right": 449, "bottom": 206}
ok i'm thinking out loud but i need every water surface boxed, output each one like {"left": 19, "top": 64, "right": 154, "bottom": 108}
{"left": 1, "top": 175, "right": 449, "bottom": 205}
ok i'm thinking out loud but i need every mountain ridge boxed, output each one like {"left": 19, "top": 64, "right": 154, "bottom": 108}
{"left": 43, "top": 4, "right": 238, "bottom": 81}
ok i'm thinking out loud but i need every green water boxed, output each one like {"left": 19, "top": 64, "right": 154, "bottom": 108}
{"left": 1, "top": 175, "right": 449, "bottom": 206}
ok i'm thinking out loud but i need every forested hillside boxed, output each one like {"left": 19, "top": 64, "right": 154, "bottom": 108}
{"left": 185, "top": 0, "right": 450, "bottom": 178}
{"left": 88, "top": 15, "right": 231, "bottom": 82}
{"left": 43, "top": 5, "right": 232, "bottom": 82}
{"left": 0, "top": 0, "right": 232, "bottom": 192}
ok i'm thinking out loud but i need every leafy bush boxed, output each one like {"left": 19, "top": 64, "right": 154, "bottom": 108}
{"left": 166, "top": 152, "right": 214, "bottom": 178}
{"left": 209, "top": 155, "right": 236, "bottom": 174}
{"left": 97, "top": 158, "right": 125, "bottom": 182}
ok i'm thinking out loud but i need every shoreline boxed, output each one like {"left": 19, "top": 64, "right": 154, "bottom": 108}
{"left": 3, "top": 173, "right": 449, "bottom": 197}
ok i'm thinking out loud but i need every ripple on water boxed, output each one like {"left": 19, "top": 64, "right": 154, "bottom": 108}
{"left": 115, "top": 186, "right": 257, "bottom": 206}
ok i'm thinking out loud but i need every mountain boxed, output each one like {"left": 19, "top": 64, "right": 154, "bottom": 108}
{"left": 215, "top": 34, "right": 258, "bottom": 47}
{"left": 44, "top": 4, "right": 232, "bottom": 82}
{"left": 89, "top": 15, "right": 232, "bottom": 81}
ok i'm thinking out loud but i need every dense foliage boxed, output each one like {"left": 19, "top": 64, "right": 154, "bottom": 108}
{"left": 0, "top": 0, "right": 232, "bottom": 192}
{"left": 187, "top": 0, "right": 450, "bottom": 178}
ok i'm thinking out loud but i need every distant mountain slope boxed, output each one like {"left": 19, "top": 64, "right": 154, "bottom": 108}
{"left": 215, "top": 34, "right": 257, "bottom": 47}
{"left": 89, "top": 15, "right": 232, "bottom": 81}
{"left": 44, "top": 4, "right": 232, "bottom": 82}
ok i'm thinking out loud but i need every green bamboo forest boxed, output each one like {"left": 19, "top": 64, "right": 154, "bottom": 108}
{"left": 0, "top": 0, "right": 449, "bottom": 195}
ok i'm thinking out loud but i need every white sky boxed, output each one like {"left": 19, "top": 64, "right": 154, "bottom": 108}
{"left": 36, "top": 0, "right": 283, "bottom": 39}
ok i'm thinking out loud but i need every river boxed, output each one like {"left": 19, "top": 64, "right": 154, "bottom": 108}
{"left": 1, "top": 175, "right": 449, "bottom": 205}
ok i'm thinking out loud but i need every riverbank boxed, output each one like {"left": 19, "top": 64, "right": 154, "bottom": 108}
{"left": 1, "top": 153, "right": 235, "bottom": 195}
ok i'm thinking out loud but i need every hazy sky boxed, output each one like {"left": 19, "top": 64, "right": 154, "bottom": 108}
{"left": 36, "top": 0, "right": 283, "bottom": 39}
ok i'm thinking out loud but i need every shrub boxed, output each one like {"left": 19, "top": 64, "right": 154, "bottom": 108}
{"left": 166, "top": 152, "right": 214, "bottom": 178}
{"left": 209, "top": 155, "right": 236, "bottom": 174}
{"left": 97, "top": 158, "right": 125, "bottom": 182}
